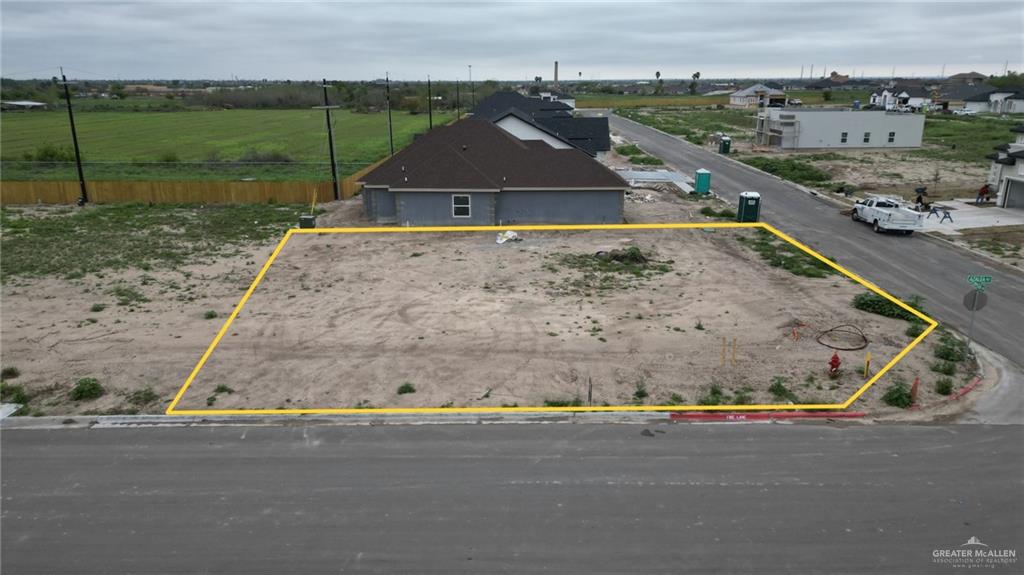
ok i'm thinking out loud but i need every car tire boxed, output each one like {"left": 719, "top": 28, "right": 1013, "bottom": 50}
{"left": 905, "top": 230, "right": 914, "bottom": 236}
{"left": 851, "top": 210, "right": 859, "bottom": 222}
{"left": 873, "top": 220, "right": 882, "bottom": 233}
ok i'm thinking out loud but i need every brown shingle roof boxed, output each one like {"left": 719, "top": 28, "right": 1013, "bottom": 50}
{"left": 360, "top": 118, "right": 627, "bottom": 191}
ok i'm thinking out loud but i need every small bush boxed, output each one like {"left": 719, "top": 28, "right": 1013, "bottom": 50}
{"left": 544, "top": 397, "right": 583, "bottom": 407}
{"left": 157, "top": 151, "right": 181, "bottom": 163}
{"left": 699, "top": 206, "right": 737, "bottom": 219}
{"left": 1, "top": 382, "right": 29, "bottom": 404}
{"left": 882, "top": 381, "right": 913, "bottom": 408}
{"left": 633, "top": 382, "right": 649, "bottom": 401}
{"left": 214, "top": 384, "right": 235, "bottom": 394}
{"left": 238, "top": 149, "right": 293, "bottom": 163}
{"left": 203, "top": 310, "right": 218, "bottom": 320}
{"left": 397, "top": 383, "right": 416, "bottom": 395}
{"left": 1, "top": 366, "right": 21, "bottom": 380}
{"left": 22, "top": 143, "right": 76, "bottom": 163}
{"left": 669, "top": 393, "right": 684, "bottom": 404}
{"left": 905, "top": 322, "right": 925, "bottom": 338}
{"left": 90, "top": 303, "right": 106, "bottom": 313}
{"left": 109, "top": 285, "right": 149, "bottom": 306}
{"left": 630, "top": 154, "right": 664, "bottom": 166}
{"left": 127, "top": 387, "right": 159, "bottom": 406}
{"left": 934, "top": 332, "right": 968, "bottom": 362}
{"left": 70, "top": 377, "right": 104, "bottom": 401}
{"left": 934, "top": 378, "right": 954, "bottom": 396}
{"left": 768, "top": 376, "right": 797, "bottom": 402}
{"left": 739, "top": 157, "right": 830, "bottom": 185}
{"left": 615, "top": 144, "right": 643, "bottom": 156}
{"left": 851, "top": 292, "right": 925, "bottom": 321}
{"left": 698, "top": 384, "right": 727, "bottom": 406}
{"left": 931, "top": 361, "right": 956, "bottom": 376}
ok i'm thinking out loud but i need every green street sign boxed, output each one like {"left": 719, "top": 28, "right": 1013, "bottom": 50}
{"left": 968, "top": 274, "right": 993, "bottom": 292}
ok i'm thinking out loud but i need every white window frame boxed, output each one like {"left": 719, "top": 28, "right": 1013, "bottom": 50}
{"left": 888, "top": 131, "right": 896, "bottom": 143}
{"left": 452, "top": 194, "right": 471, "bottom": 218}
{"left": 840, "top": 131, "right": 848, "bottom": 144}
{"left": 863, "top": 132, "right": 871, "bottom": 144}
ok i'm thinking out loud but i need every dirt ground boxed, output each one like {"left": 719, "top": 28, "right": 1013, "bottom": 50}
{"left": 1, "top": 199, "right": 976, "bottom": 416}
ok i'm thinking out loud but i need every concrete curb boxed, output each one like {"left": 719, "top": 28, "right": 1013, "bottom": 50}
{"left": 670, "top": 411, "right": 866, "bottom": 422}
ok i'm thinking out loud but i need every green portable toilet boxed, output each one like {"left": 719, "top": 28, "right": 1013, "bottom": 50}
{"left": 694, "top": 169, "right": 711, "bottom": 195}
{"left": 718, "top": 136, "right": 732, "bottom": 154}
{"left": 737, "top": 191, "right": 761, "bottom": 222}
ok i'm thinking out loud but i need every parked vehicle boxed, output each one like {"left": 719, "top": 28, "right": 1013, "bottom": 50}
{"left": 851, "top": 197, "right": 924, "bottom": 234}
{"left": 953, "top": 108, "right": 977, "bottom": 116}
{"left": 787, "top": 98, "right": 803, "bottom": 106}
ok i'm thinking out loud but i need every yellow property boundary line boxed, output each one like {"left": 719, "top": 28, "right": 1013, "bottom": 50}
{"left": 166, "top": 222, "right": 937, "bottom": 415}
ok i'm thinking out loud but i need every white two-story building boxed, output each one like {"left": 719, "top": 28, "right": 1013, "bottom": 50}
{"left": 986, "top": 124, "right": 1024, "bottom": 210}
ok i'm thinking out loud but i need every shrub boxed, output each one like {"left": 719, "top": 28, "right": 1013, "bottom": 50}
{"left": 1, "top": 366, "right": 21, "bottom": 380}
{"left": 22, "top": 143, "right": 76, "bottom": 163}
{"left": 544, "top": 397, "right": 583, "bottom": 407}
{"left": 90, "top": 303, "right": 106, "bottom": 313}
{"left": 238, "top": 149, "right": 293, "bottom": 163}
{"left": 882, "top": 381, "right": 912, "bottom": 408}
{"left": 698, "top": 384, "right": 727, "bottom": 406}
{"left": 935, "top": 378, "right": 954, "bottom": 396}
{"left": 157, "top": 151, "right": 181, "bottom": 163}
{"left": 127, "top": 387, "right": 159, "bottom": 406}
{"left": 1, "top": 382, "right": 28, "bottom": 404}
{"left": 768, "top": 376, "right": 797, "bottom": 402}
{"left": 397, "top": 383, "right": 416, "bottom": 395}
{"left": 905, "top": 322, "right": 925, "bottom": 338}
{"left": 851, "top": 292, "right": 925, "bottom": 321}
{"left": 630, "top": 154, "right": 664, "bottom": 166}
{"left": 615, "top": 144, "right": 643, "bottom": 156}
{"left": 633, "top": 382, "right": 649, "bottom": 401}
{"left": 203, "top": 310, "right": 218, "bottom": 320}
{"left": 70, "top": 377, "right": 104, "bottom": 401}
{"left": 931, "top": 361, "right": 956, "bottom": 376}
{"left": 214, "top": 384, "right": 235, "bottom": 394}
{"left": 669, "top": 393, "right": 684, "bottom": 405}
{"left": 934, "top": 332, "right": 968, "bottom": 362}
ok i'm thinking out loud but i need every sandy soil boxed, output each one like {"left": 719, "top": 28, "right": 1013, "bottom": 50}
{"left": 1, "top": 199, "right": 973, "bottom": 416}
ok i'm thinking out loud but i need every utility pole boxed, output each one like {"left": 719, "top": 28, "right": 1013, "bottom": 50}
{"left": 314, "top": 78, "right": 341, "bottom": 201}
{"left": 427, "top": 75, "right": 432, "bottom": 130}
{"left": 468, "top": 64, "right": 475, "bottom": 107}
{"left": 58, "top": 68, "right": 88, "bottom": 205}
{"left": 385, "top": 73, "right": 394, "bottom": 155}
{"left": 455, "top": 79, "right": 460, "bottom": 119}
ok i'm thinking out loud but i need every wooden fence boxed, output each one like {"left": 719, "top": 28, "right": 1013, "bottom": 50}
{"left": 0, "top": 160, "right": 389, "bottom": 205}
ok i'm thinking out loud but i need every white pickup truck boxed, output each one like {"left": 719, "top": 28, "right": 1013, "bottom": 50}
{"left": 851, "top": 197, "right": 924, "bottom": 235}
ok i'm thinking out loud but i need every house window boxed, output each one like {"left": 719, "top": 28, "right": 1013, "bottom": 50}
{"left": 863, "top": 132, "right": 871, "bottom": 144}
{"left": 840, "top": 132, "right": 848, "bottom": 144}
{"left": 452, "top": 194, "right": 471, "bottom": 218}
{"left": 888, "top": 131, "right": 896, "bottom": 143}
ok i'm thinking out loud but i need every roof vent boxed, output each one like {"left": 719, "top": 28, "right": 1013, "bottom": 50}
{"left": 401, "top": 165, "right": 406, "bottom": 172}
{"left": 404, "top": 176, "right": 408, "bottom": 182}
{"left": 462, "top": 144, "right": 468, "bottom": 151}
{"left": 502, "top": 176, "right": 507, "bottom": 182}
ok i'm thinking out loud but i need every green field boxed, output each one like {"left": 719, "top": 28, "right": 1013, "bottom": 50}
{"left": 911, "top": 114, "right": 1021, "bottom": 164}
{"left": 1, "top": 109, "right": 453, "bottom": 180}
{"left": 578, "top": 90, "right": 870, "bottom": 109}
{"left": 616, "top": 108, "right": 756, "bottom": 145}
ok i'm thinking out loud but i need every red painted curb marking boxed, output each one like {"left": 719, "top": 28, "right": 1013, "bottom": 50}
{"left": 951, "top": 375, "right": 983, "bottom": 401}
{"left": 669, "top": 411, "right": 866, "bottom": 421}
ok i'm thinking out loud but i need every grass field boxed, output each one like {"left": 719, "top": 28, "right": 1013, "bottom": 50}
{"left": 616, "top": 108, "right": 756, "bottom": 144}
{"left": 911, "top": 114, "right": 1021, "bottom": 164}
{"left": 1, "top": 109, "right": 453, "bottom": 180}
{"left": 578, "top": 90, "right": 870, "bottom": 109}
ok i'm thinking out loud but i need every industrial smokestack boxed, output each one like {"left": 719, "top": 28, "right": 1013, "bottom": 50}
{"left": 554, "top": 61, "right": 559, "bottom": 89}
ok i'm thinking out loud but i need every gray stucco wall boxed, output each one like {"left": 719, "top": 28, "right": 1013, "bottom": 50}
{"left": 363, "top": 188, "right": 397, "bottom": 223}
{"left": 495, "top": 190, "right": 624, "bottom": 225}
{"left": 395, "top": 192, "right": 496, "bottom": 226}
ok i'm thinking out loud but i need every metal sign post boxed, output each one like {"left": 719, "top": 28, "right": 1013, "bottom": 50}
{"left": 962, "top": 275, "right": 992, "bottom": 347}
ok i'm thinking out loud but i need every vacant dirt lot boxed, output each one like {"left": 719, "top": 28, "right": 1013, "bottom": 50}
{"left": 1, "top": 200, "right": 974, "bottom": 416}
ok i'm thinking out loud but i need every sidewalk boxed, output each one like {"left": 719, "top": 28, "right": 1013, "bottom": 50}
{"left": 921, "top": 198, "right": 1024, "bottom": 235}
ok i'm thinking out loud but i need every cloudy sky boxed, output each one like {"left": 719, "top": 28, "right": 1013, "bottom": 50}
{"left": 2, "top": 1, "right": 1021, "bottom": 81}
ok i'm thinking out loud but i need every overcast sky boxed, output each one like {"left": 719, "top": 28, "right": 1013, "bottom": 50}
{"left": 2, "top": 1, "right": 1021, "bottom": 81}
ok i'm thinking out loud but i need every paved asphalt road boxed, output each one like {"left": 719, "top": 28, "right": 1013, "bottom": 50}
{"left": 2, "top": 423, "right": 1022, "bottom": 574}
{"left": 606, "top": 113, "right": 1024, "bottom": 366}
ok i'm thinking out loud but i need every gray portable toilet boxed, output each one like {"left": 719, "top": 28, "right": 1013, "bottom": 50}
{"left": 737, "top": 191, "right": 761, "bottom": 222}
{"left": 718, "top": 136, "right": 732, "bottom": 154}
{"left": 694, "top": 169, "right": 711, "bottom": 195}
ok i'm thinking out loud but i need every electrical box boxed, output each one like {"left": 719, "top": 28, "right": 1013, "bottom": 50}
{"left": 299, "top": 215, "right": 317, "bottom": 229}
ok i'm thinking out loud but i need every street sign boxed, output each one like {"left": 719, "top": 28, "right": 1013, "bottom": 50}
{"left": 967, "top": 275, "right": 993, "bottom": 292}
{"left": 963, "top": 290, "right": 988, "bottom": 311}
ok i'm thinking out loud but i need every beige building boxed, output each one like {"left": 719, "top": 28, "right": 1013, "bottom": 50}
{"left": 755, "top": 108, "right": 924, "bottom": 149}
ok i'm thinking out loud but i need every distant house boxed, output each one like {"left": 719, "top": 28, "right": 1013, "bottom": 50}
{"left": 729, "top": 83, "right": 786, "bottom": 108}
{"left": 536, "top": 91, "right": 575, "bottom": 110}
{"left": 947, "top": 71, "right": 988, "bottom": 85}
{"left": 985, "top": 124, "right": 1024, "bottom": 209}
{"left": 964, "top": 88, "right": 1024, "bottom": 114}
{"left": 869, "top": 86, "right": 932, "bottom": 110}
{"left": 473, "top": 91, "right": 610, "bottom": 156}
{"left": 359, "top": 118, "right": 627, "bottom": 226}
{"left": 755, "top": 108, "right": 924, "bottom": 149}
{"left": 0, "top": 100, "right": 47, "bottom": 111}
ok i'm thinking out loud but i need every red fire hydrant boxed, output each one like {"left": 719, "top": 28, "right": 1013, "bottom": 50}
{"left": 828, "top": 352, "right": 842, "bottom": 377}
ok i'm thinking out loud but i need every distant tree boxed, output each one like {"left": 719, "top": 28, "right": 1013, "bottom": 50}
{"left": 578, "top": 71, "right": 582, "bottom": 79}
{"left": 988, "top": 71, "right": 1022, "bottom": 89}
{"left": 655, "top": 71, "right": 661, "bottom": 81}
{"left": 655, "top": 71, "right": 663, "bottom": 95}
{"left": 689, "top": 71, "right": 701, "bottom": 95}
{"left": 823, "top": 89, "right": 833, "bottom": 101}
